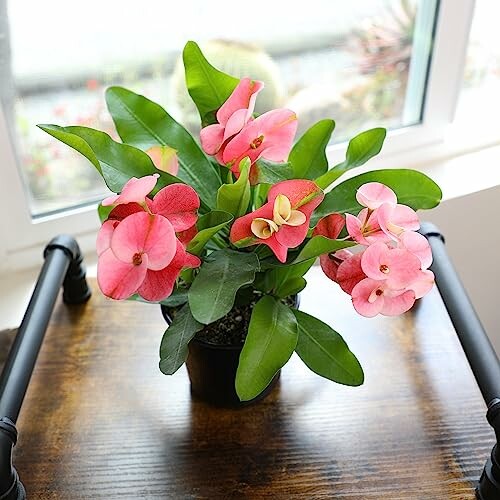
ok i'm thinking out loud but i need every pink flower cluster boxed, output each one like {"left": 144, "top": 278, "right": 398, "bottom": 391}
{"left": 97, "top": 175, "right": 201, "bottom": 301}
{"left": 200, "top": 78, "right": 297, "bottom": 179}
{"left": 314, "top": 182, "right": 434, "bottom": 317}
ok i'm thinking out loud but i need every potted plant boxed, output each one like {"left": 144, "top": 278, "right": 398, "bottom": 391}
{"left": 38, "top": 41, "right": 441, "bottom": 407}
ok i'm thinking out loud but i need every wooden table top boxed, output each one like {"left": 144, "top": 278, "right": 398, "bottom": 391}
{"left": 11, "top": 269, "right": 492, "bottom": 499}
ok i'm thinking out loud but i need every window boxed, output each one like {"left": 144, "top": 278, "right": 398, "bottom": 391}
{"left": 454, "top": 0, "right": 500, "bottom": 138}
{"left": 0, "top": 0, "right": 476, "bottom": 272}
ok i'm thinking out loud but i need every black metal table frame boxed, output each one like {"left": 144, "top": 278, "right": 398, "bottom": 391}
{"left": 0, "top": 227, "right": 498, "bottom": 499}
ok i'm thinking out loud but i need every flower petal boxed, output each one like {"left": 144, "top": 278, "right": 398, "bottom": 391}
{"left": 96, "top": 220, "right": 118, "bottom": 256}
{"left": 102, "top": 174, "right": 159, "bottom": 207}
{"left": 285, "top": 210, "right": 306, "bottom": 226}
{"left": 268, "top": 179, "right": 324, "bottom": 213}
{"left": 200, "top": 123, "right": 225, "bottom": 155}
{"left": 216, "top": 78, "right": 264, "bottom": 126}
{"left": 346, "top": 213, "right": 369, "bottom": 246}
{"left": 97, "top": 248, "right": 148, "bottom": 300}
{"left": 273, "top": 194, "right": 292, "bottom": 225}
{"left": 399, "top": 231, "right": 433, "bottom": 269}
{"left": 146, "top": 145, "right": 179, "bottom": 175}
{"left": 223, "top": 108, "right": 250, "bottom": 142}
{"left": 275, "top": 222, "right": 309, "bottom": 248}
{"left": 336, "top": 252, "right": 365, "bottom": 294}
{"left": 313, "top": 213, "right": 345, "bottom": 240}
{"left": 138, "top": 240, "right": 201, "bottom": 302}
{"left": 319, "top": 253, "right": 342, "bottom": 282}
{"left": 356, "top": 182, "right": 397, "bottom": 209}
{"left": 351, "top": 278, "right": 385, "bottom": 317}
{"left": 380, "top": 289, "right": 416, "bottom": 316}
{"left": 408, "top": 269, "right": 435, "bottom": 299}
{"left": 378, "top": 203, "right": 420, "bottom": 240}
{"left": 262, "top": 235, "right": 289, "bottom": 263}
{"left": 111, "top": 212, "right": 176, "bottom": 270}
{"left": 222, "top": 109, "right": 297, "bottom": 167}
{"left": 108, "top": 202, "right": 147, "bottom": 222}
{"left": 177, "top": 224, "right": 198, "bottom": 247}
{"left": 152, "top": 183, "right": 200, "bottom": 232}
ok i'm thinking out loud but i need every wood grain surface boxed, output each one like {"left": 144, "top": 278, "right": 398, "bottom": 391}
{"left": 10, "top": 269, "right": 492, "bottom": 499}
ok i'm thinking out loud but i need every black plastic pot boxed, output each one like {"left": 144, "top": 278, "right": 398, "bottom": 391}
{"left": 161, "top": 296, "right": 298, "bottom": 408}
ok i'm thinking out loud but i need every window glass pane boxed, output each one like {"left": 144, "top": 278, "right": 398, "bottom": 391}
{"left": 455, "top": 0, "right": 500, "bottom": 125}
{"left": 4, "top": 0, "right": 436, "bottom": 217}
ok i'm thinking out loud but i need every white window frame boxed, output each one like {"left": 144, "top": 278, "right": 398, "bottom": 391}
{"left": 0, "top": 0, "right": 476, "bottom": 274}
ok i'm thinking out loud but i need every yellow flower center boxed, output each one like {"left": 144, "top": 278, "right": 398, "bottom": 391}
{"left": 251, "top": 195, "right": 306, "bottom": 239}
{"left": 251, "top": 218, "right": 279, "bottom": 239}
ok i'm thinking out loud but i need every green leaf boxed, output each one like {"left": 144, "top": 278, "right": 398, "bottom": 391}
{"left": 266, "top": 259, "right": 316, "bottom": 295}
{"left": 216, "top": 158, "right": 251, "bottom": 217}
{"left": 187, "top": 210, "right": 233, "bottom": 256}
{"left": 316, "top": 128, "right": 387, "bottom": 189}
{"left": 160, "top": 288, "right": 189, "bottom": 308}
{"left": 289, "top": 119, "right": 335, "bottom": 179}
{"left": 97, "top": 203, "right": 113, "bottom": 223}
{"left": 236, "top": 296, "right": 298, "bottom": 401}
{"left": 293, "top": 310, "right": 364, "bottom": 386}
{"left": 251, "top": 158, "right": 294, "bottom": 185}
{"left": 159, "top": 304, "right": 203, "bottom": 375}
{"left": 105, "top": 86, "right": 221, "bottom": 209}
{"left": 253, "top": 183, "right": 271, "bottom": 209}
{"left": 274, "top": 277, "right": 307, "bottom": 299}
{"left": 188, "top": 249, "right": 260, "bottom": 324}
{"left": 312, "top": 168, "right": 442, "bottom": 225}
{"left": 38, "top": 124, "right": 179, "bottom": 193}
{"left": 182, "top": 41, "right": 239, "bottom": 126}
{"left": 293, "top": 236, "right": 355, "bottom": 265}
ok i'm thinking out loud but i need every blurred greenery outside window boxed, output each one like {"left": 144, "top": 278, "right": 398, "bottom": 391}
{"left": 4, "top": 0, "right": 479, "bottom": 218}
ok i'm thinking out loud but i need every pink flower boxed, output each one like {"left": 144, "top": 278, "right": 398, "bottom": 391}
{"left": 314, "top": 182, "right": 435, "bottom": 317}
{"left": 377, "top": 202, "right": 420, "bottom": 240}
{"left": 146, "top": 145, "right": 179, "bottom": 176}
{"left": 97, "top": 211, "right": 177, "bottom": 300}
{"left": 97, "top": 176, "right": 201, "bottom": 301}
{"left": 361, "top": 242, "right": 422, "bottom": 289}
{"left": 200, "top": 78, "right": 264, "bottom": 161}
{"left": 102, "top": 174, "right": 159, "bottom": 207}
{"left": 222, "top": 109, "right": 298, "bottom": 175}
{"left": 356, "top": 182, "right": 397, "bottom": 210}
{"left": 230, "top": 180, "right": 324, "bottom": 263}
{"left": 97, "top": 212, "right": 201, "bottom": 302}
{"left": 351, "top": 278, "right": 416, "bottom": 317}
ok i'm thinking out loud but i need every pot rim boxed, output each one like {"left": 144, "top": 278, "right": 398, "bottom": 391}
{"left": 189, "top": 335, "right": 245, "bottom": 351}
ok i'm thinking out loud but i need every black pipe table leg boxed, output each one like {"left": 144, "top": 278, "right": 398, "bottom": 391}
{"left": 0, "top": 235, "right": 90, "bottom": 499}
{"left": 420, "top": 223, "right": 500, "bottom": 500}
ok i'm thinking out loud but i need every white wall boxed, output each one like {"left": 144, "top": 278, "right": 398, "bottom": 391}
{"left": 426, "top": 185, "right": 500, "bottom": 353}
